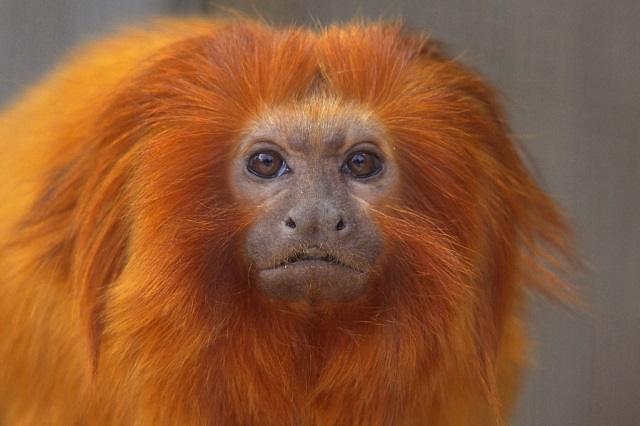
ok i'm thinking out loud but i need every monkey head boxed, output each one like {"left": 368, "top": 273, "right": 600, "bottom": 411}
{"left": 233, "top": 97, "right": 398, "bottom": 305}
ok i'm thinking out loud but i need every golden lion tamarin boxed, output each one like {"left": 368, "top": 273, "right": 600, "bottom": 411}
{"left": 0, "top": 18, "right": 572, "bottom": 425}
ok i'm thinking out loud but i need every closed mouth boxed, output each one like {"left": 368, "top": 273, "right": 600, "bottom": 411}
{"left": 282, "top": 251, "right": 339, "bottom": 266}
{"left": 270, "top": 247, "right": 355, "bottom": 270}
{"left": 256, "top": 246, "right": 370, "bottom": 303}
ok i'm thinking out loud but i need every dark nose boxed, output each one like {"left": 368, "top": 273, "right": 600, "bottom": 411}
{"left": 284, "top": 201, "right": 347, "bottom": 234}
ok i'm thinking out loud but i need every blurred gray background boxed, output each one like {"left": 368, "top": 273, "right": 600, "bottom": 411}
{"left": 1, "top": 1, "right": 638, "bottom": 425}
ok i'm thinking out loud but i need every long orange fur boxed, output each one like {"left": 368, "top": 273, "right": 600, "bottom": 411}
{"left": 0, "top": 18, "right": 572, "bottom": 425}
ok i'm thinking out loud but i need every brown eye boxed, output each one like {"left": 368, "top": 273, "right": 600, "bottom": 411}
{"left": 247, "top": 151, "right": 288, "bottom": 178}
{"left": 343, "top": 151, "right": 383, "bottom": 179}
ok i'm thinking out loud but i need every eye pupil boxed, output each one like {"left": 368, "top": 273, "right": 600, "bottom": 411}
{"left": 260, "top": 154, "right": 274, "bottom": 168}
{"left": 247, "top": 151, "right": 287, "bottom": 178}
{"left": 344, "top": 151, "right": 382, "bottom": 178}
{"left": 351, "top": 154, "right": 366, "bottom": 169}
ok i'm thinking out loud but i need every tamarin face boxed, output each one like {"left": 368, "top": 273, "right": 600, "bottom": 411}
{"left": 233, "top": 97, "right": 398, "bottom": 305}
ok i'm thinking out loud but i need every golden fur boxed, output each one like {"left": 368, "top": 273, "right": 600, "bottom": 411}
{"left": 0, "top": 18, "right": 572, "bottom": 425}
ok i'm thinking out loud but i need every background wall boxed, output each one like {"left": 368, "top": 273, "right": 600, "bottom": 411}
{"left": 1, "top": 1, "right": 638, "bottom": 425}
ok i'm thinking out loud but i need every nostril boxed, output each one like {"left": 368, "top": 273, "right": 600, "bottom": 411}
{"left": 336, "top": 219, "right": 346, "bottom": 231}
{"left": 285, "top": 217, "right": 296, "bottom": 229}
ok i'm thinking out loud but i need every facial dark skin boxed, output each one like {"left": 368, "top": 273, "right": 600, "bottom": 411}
{"left": 232, "top": 97, "right": 399, "bottom": 305}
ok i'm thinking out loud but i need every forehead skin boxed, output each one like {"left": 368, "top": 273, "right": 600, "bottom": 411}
{"left": 239, "top": 96, "right": 392, "bottom": 158}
